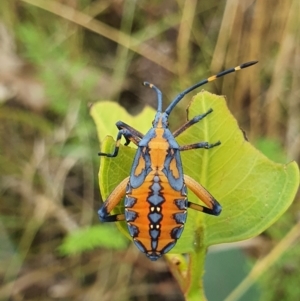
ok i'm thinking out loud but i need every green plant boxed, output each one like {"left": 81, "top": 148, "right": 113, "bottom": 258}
{"left": 90, "top": 91, "right": 299, "bottom": 300}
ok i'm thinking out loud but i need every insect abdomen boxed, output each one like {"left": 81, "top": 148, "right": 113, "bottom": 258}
{"left": 125, "top": 170, "right": 187, "bottom": 261}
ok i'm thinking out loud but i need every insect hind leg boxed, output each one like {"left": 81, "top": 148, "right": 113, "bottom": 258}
{"left": 188, "top": 201, "right": 221, "bottom": 216}
{"left": 184, "top": 175, "right": 222, "bottom": 216}
{"left": 173, "top": 108, "right": 213, "bottom": 138}
{"left": 98, "top": 210, "right": 125, "bottom": 222}
{"left": 98, "top": 177, "right": 129, "bottom": 222}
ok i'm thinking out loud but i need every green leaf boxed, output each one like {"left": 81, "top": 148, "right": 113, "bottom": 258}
{"left": 59, "top": 225, "right": 128, "bottom": 255}
{"left": 91, "top": 92, "right": 299, "bottom": 299}
{"left": 178, "top": 92, "right": 299, "bottom": 248}
{"left": 91, "top": 93, "right": 299, "bottom": 251}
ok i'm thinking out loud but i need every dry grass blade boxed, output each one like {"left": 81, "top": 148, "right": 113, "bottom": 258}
{"left": 21, "top": 0, "right": 176, "bottom": 73}
{"left": 177, "top": 0, "right": 197, "bottom": 83}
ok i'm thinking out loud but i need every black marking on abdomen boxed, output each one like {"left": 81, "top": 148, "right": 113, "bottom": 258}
{"left": 148, "top": 194, "right": 164, "bottom": 206}
{"left": 151, "top": 240, "right": 158, "bottom": 250}
{"left": 161, "top": 241, "right": 176, "bottom": 254}
{"left": 147, "top": 174, "right": 164, "bottom": 245}
{"left": 148, "top": 212, "right": 162, "bottom": 223}
{"left": 134, "top": 239, "right": 147, "bottom": 253}
{"left": 174, "top": 198, "right": 188, "bottom": 210}
{"left": 147, "top": 175, "right": 165, "bottom": 206}
{"left": 150, "top": 229, "right": 160, "bottom": 239}
{"left": 125, "top": 196, "right": 137, "bottom": 208}
{"left": 173, "top": 212, "right": 187, "bottom": 224}
{"left": 171, "top": 226, "right": 184, "bottom": 239}
{"left": 125, "top": 209, "right": 138, "bottom": 222}
{"left": 128, "top": 224, "right": 139, "bottom": 237}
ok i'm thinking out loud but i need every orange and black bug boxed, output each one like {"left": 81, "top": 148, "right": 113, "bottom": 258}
{"left": 98, "top": 61, "right": 258, "bottom": 261}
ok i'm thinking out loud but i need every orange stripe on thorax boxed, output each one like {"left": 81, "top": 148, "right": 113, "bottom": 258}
{"left": 148, "top": 128, "right": 168, "bottom": 170}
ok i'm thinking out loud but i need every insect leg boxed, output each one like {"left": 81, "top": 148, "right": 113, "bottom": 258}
{"left": 179, "top": 140, "right": 221, "bottom": 151}
{"left": 98, "top": 129, "right": 132, "bottom": 157}
{"left": 116, "top": 121, "right": 144, "bottom": 146}
{"left": 98, "top": 121, "right": 144, "bottom": 157}
{"left": 173, "top": 109, "right": 213, "bottom": 138}
{"left": 184, "top": 175, "right": 221, "bottom": 216}
{"left": 98, "top": 177, "right": 129, "bottom": 222}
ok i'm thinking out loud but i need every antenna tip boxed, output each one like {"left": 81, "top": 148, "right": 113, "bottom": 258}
{"left": 240, "top": 61, "right": 259, "bottom": 69}
{"left": 143, "top": 81, "right": 153, "bottom": 88}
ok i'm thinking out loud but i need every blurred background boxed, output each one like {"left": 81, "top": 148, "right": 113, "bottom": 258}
{"left": 0, "top": 0, "right": 299, "bottom": 300}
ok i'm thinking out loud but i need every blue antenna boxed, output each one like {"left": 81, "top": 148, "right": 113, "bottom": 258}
{"left": 143, "top": 82, "right": 163, "bottom": 113}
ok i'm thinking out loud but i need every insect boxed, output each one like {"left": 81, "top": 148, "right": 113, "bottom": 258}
{"left": 98, "top": 61, "right": 258, "bottom": 261}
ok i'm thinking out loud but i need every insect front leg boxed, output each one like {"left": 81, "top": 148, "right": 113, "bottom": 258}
{"left": 116, "top": 121, "right": 144, "bottom": 146}
{"left": 98, "top": 129, "right": 131, "bottom": 157}
{"left": 184, "top": 175, "right": 221, "bottom": 216}
{"left": 98, "top": 121, "right": 144, "bottom": 157}
{"left": 173, "top": 108, "right": 213, "bottom": 138}
{"left": 98, "top": 177, "right": 129, "bottom": 222}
